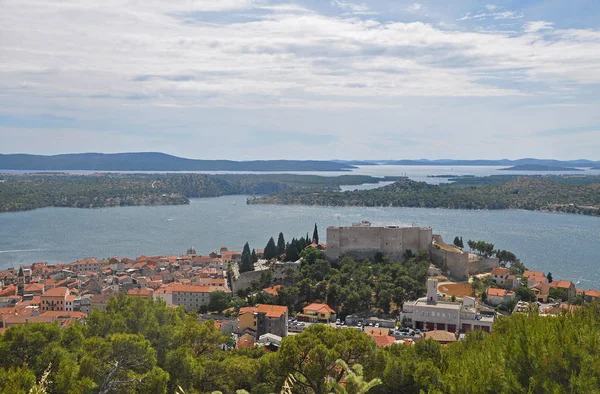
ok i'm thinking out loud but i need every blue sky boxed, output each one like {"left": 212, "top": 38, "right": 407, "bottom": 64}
{"left": 0, "top": 0, "right": 599, "bottom": 160}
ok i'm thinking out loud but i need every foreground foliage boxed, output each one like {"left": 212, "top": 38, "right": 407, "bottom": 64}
{"left": 2, "top": 296, "right": 600, "bottom": 393}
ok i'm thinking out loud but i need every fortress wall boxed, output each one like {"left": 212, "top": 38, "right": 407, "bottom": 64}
{"left": 326, "top": 227, "right": 341, "bottom": 259}
{"left": 326, "top": 225, "right": 433, "bottom": 261}
{"left": 430, "top": 247, "right": 469, "bottom": 281}
{"left": 469, "top": 257, "right": 500, "bottom": 275}
{"left": 419, "top": 228, "right": 433, "bottom": 250}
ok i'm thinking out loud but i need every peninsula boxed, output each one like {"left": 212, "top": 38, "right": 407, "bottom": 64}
{"left": 248, "top": 175, "right": 600, "bottom": 217}
{"left": 499, "top": 164, "right": 583, "bottom": 172}
{"left": 0, "top": 173, "right": 403, "bottom": 212}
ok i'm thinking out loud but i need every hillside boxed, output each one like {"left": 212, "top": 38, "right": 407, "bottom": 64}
{"left": 380, "top": 158, "right": 599, "bottom": 167}
{"left": 248, "top": 176, "right": 600, "bottom": 216}
{"left": 0, "top": 152, "right": 355, "bottom": 172}
{"left": 499, "top": 164, "right": 583, "bottom": 171}
{"left": 0, "top": 173, "right": 401, "bottom": 212}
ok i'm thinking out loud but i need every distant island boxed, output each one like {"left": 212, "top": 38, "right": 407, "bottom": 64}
{"left": 0, "top": 173, "right": 403, "bottom": 212}
{"left": 499, "top": 164, "right": 583, "bottom": 172}
{"left": 248, "top": 175, "right": 600, "bottom": 217}
{"left": 0, "top": 152, "right": 355, "bottom": 172}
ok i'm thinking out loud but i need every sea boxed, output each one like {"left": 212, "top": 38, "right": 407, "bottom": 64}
{"left": 1, "top": 165, "right": 599, "bottom": 288}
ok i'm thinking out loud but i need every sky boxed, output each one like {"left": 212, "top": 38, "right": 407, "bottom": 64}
{"left": 1, "top": 0, "right": 599, "bottom": 160}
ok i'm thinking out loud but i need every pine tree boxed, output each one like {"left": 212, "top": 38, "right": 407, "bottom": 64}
{"left": 312, "top": 223, "right": 319, "bottom": 244}
{"left": 277, "top": 233, "right": 286, "bottom": 255}
{"left": 264, "top": 237, "right": 277, "bottom": 260}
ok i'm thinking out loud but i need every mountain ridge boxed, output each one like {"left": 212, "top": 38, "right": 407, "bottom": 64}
{"left": 0, "top": 152, "right": 355, "bottom": 172}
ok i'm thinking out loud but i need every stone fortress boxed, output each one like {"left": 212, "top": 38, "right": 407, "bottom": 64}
{"left": 326, "top": 221, "right": 498, "bottom": 280}
{"left": 325, "top": 221, "right": 433, "bottom": 260}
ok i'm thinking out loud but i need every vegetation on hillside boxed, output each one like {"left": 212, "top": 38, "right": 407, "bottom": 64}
{"left": 249, "top": 176, "right": 600, "bottom": 217}
{"left": 0, "top": 174, "right": 401, "bottom": 212}
{"left": 3, "top": 294, "right": 600, "bottom": 393}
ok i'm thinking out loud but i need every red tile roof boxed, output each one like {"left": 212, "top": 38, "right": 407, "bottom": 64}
{"left": 263, "top": 285, "right": 281, "bottom": 296}
{"left": 43, "top": 287, "right": 69, "bottom": 297}
{"left": 491, "top": 267, "right": 508, "bottom": 276}
{"left": 303, "top": 303, "right": 335, "bottom": 314}
{"left": 256, "top": 304, "right": 287, "bottom": 318}
{"left": 373, "top": 335, "right": 396, "bottom": 348}
{"left": 487, "top": 288, "right": 508, "bottom": 297}
{"left": 549, "top": 280, "right": 574, "bottom": 289}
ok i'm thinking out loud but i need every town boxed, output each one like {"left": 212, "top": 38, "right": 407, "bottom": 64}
{"left": 1, "top": 221, "right": 596, "bottom": 353}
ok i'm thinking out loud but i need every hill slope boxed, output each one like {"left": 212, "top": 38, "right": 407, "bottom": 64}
{"left": 0, "top": 152, "right": 355, "bottom": 172}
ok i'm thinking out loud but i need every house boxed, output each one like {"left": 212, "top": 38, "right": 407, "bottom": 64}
{"left": 400, "top": 279, "right": 494, "bottom": 333}
{"left": 531, "top": 283, "right": 550, "bottom": 303}
{"left": 40, "top": 287, "right": 71, "bottom": 312}
{"left": 23, "top": 283, "right": 44, "bottom": 296}
{"left": 490, "top": 267, "right": 509, "bottom": 287}
{"left": 258, "top": 333, "right": 283, "bottom": 348}
{"left": 238, "top": 304, "right": 288, "bottom": 338}
{"left": 373, "top": 335, "right": 396, "bottom": 348}
{"left": 154, "top": 285, "right": 228, "bottom": 311}
{"left": 549, "top": 280, "right": 576, "bottom": 300}
{"left": 523, "top": 271, "right": 548, "bottom": 287}
{"left": 584, "top": 289, "right": 600, "bottom": 303}
{"left": 127, "top": 288, "right": 154, "bottom": 299}
{"left": 72, "top": 258, "right": 103, "bottom": 273}
{"left": 486, "top": 288, "right": 516, "bottom": 306}
{"left": 505, "top": 274, "right": 521, "bottom": 290}
{"left": 263, "top": 285, "right": 281, "bottom": 297}
{"left": 297, "top": 303, "right": 336, "bottom": 323}
{"left": 421, "top": 330, "right": 457, "bottom": 345}
{"left": 236, "top": 333, "right": 256, "bottom": 349}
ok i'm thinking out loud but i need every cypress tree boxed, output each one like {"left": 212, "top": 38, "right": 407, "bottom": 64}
{"left": 243, "top": 242, "right": 251, "bottom": 256}
{"left": 312, "top": 223, "right": 319, "bottom": 244}
{"left": 251, "top": 249, "right": 258, "bottom": 263}
{"left": 277, "top": 232, "right": 286, "bottom": 255}
{"left": 264, "top": 237, "right": 277, "bottom": 260}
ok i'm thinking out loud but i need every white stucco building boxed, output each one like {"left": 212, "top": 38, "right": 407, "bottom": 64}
{"left": 400, "top": 279, "right": 495, "bottom": 333}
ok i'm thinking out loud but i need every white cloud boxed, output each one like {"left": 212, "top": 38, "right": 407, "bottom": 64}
{"left": 458, "top": 8, "right": 523, "bottom": 21}
{"left": 524, "top": 21, "right": 555, "bottom": 33}
{"left": 0, "top": 0, "right": 599, "bottom": 114}
{"left": 330, "top": 0, "right": 376, "bottom": 15}
{"left": 407, "top": 3, "right": 422, "bottom": 12}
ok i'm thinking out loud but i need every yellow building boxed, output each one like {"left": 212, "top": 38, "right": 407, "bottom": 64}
{"left": 298, "top": 303, "right": 335, "bottom": 322}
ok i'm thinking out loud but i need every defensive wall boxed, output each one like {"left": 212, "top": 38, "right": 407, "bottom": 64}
{"left": 326, "top": 223, "right": 433, "bottom": 260}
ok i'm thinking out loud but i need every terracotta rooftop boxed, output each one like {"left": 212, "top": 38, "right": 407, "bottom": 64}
{"left": 303, "top": 303, "right": 335, "bottom": 314}
{"left": 549, "top": 280, "right": 573, "bottom": 289}
{"left": 263, "top": 285, "right": 281, "bottom": 296}
{"left": 487, "top": 288, "right": 509, "bottom": 297}
{"left": 491, "top": 267, "right": 508, "bottom": 276}
{"left": 373, "top": 335, "right": 396, "bottom": 348}
{"left": 256, "top": 304, "right": 287, "bottom": 318}
{"left": 43, "top": 287, "right": 69, "bottom": 297}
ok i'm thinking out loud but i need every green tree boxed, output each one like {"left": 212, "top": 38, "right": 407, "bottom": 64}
{"left": 496, "top": 250, "right": 517, "bottom": 264}
{"left": 79, "top": 333, "right": 168, "bottom": 394}
{"left": 547, "top": 272, "right": 553, "bottom": 283}
{"left": 277, "top": 232, "right": 286, "bottom": 255}
{"left": 327, "top": 360, "right": 381, "bottom": 394}
{"left": 264, "top": 237, "right": 277, "bottom": 260}
{"left": 239, "top": 252, "right": 254, "bottom": 273}
{"left": 209, "top": 291, "right": 231, "bottom": 313}
{"left": 251, "top": 249, "right": 258, "bottom": 263}
{"left": 242, "top": 242, "right": 251, "bottom": 256}
{"left": 265, "top": 325, "right": 376, "bottom": 394}
{"left": 313, "top": 223, "right": 319, "bottom": 244}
